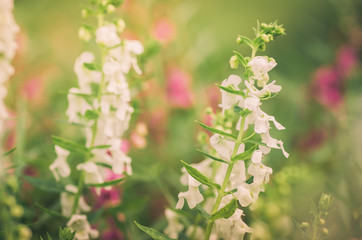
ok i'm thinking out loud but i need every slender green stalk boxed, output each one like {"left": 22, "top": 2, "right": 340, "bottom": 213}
{"left": 204, "top": 117, "right": 246, "bottom": 240}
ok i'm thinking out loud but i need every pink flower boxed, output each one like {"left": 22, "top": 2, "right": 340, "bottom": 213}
{"left": 166, "top": 67, "right": 194, "bottom": 108}
{"left": 120, "top": 139, "right": 130, "bottom": 154}
{"left": 94, "top": 170, "right": 123, "bottom": 209}
{"left": 336, "top": 46, "right": 357, "bottom": 79}
{"left": 312, "top": 66, "right": 343, "bottom": 109}
{"left": 21, "top": 76, "right": 45, "bottom": 103}
{"left": 152, "top": 19, "right": 175, "bottom": 44}
{"left": 102, "top": 218, "right": 124, "bottom": 240}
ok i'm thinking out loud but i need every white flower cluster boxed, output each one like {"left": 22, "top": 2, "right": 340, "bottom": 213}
{"left": 0, "top": 0, "right": 19, "bottom": 136}
{"left": 49, "top": 19, "right": 143, "bottom": 240}
{"left": 166, "top": 56, "right": 288, "bottom": 239}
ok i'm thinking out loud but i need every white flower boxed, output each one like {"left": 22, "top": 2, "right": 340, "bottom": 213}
{"left": 67, "top": 214, "right": 99, "bottom": 240}
{"left": 60, "top": 185, "right": 91, "bottom": 217}
{"left": 219, "top": 75, "right": 243, "bottom": 112}
{"left": 176, "top": 176, "right": 204, "bottom": 209}
{"left": 95, "top": 24, "right": 121, "bottom": 47}
{"left": 66, "top": 88, "right": 92, "bottom": 123}
{"left": 248, "top": 150, "right": 273, "bottom": 185}
{"left": 76, "top": 162, "right": 104, "bottom": 185}
{"left": 215, "top": 209, "right": 252, "bottom": 240}
{"left": 247, "top": 56, "right": 276, "bottom": 87}
{"left": 210, "top": 134, "right": 244, "bottom": 161}
{"left": 245, "top": 80, "right": 281, "bottom": 98}
{"left": 260, "top": 131, "right": 289, "bottom": 158}
{"left": 74, "top": 52, "right": 101, "bottom": 92}
{"left": 235, "top": 185, "right": 254, "bottom": 207}
{"left": 164, "top": 209, "right": 183, "bottom": 238}
{"left": 49, "top": 146, "right": 71, "bottom": 181}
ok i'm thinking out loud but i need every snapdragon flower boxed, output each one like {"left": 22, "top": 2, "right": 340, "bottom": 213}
{"left": 161, "top": 21, "right": 287, "bottom": 240}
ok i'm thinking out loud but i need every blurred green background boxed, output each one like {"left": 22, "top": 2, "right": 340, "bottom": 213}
{"left": 1, "top": 0, "right": 361, "bottom": 239}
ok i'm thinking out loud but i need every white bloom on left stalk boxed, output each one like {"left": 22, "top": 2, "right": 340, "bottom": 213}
{"left": 0, "top": 0, "right": 19, "bottom": 137}
{"left": 49, "top": 146, "right": 71, "bottom": 181}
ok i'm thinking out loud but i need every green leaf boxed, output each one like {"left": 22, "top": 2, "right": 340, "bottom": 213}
{"left": 59, "top": 227, "right": 76, "bottom": 240}
{"left": 215, "top": 84, "right": 245, "bottom": 97}
{"left": 52, "top": 135, "right": 88, "bottom": 154}
{"left": 232, "top": 144, "right": 257, "bottom": 161}
{"left": 23, "top": 176, "right": 66, "bottom": 193}
{"left": 134, "top": 221, "right": 176, "bottom": 240}
{"left": 224, "top": 188, "right": 237, "bottom": 195}
{"left": 244, "top": 139, "right": 268, "bottom": 147}
{"left": 210, "top": 199, "right": 237, "bottom": 221}
{"left": 260, "top": 92, "right": 279, "bottom": 100}
{"left": 2, "top": 147, "right": 16, "bottom": 157}
{"left": 181, "top": 160, "right": 220, "bottom": 189}
{"left": 195, "top": 120, "right": 236, "bottom": 140}
{"left": 35, "top": 202, "right": 67, "bottom": 219}
{"left": 85, "top": 177, "right": 126, "bottom": 187}
{"left": 246, "top": 176, "right": 254, "bottom": 184}
{"left": 195, "top": 204, "right": 210, "bottom": 220}
{"left": 84, "top": 110, "right": 99, "bottom": 120}
{"left": 83, "top": 62, "right": 101, "bottom": 71}
{"left": 196, "top": 149, "right": 229, "bottom": 164}
{"left": 233, "top": 51, "right": 247, "bottom": 67}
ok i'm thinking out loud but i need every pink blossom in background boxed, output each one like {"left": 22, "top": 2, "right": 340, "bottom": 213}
{"left": 152, "top": 19, "right": 176, "bottom": 44}
{"left": 130, "top": 132, "right": 147, "bottom": 149}
{"left": 120, "top": 139, "right": 130, "bottom": 154}
{"left": 102, "top": 218, "right": 124, "bottom": 240}
{"left": 206, "top": 86, "right": 221, "bottom": 112}
{"left": 312, "top": 66, "right": 343, "bottom": 109}
{"left": 94, "top": 169, "right": 123, "bottom": 209}
{"left": 335, "top": 46, "right": 357, "bottom": 79}
{"left": 148, "top": 108, "right": 167, "bottom": 144}
{"left": 166, "top": 67, "right": 194, "bottom": 108}
{"left": 298, "top": 129, "right": 327, "bottom": 152}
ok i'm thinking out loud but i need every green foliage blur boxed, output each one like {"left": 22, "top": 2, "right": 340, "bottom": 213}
{"left": 1, "top": 0, "right": 361, "bottom": 239}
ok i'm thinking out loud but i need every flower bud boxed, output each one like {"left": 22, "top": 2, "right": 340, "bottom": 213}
{"left": 229, "top": 55, "right": 239, "bottom": 69}
{"left": 101, "top": 0, "right": 108, "bottom": 6}
{"left": 78, "top": 27, "right": 92, "bottom": 42}
{"left": 11, "top": 205, "right": 24, "bottom": 218}
{"left": 261, "top": 34, "right": 270, "bottom": 43}
{"left": 322, "top": 228, "right": 328, "bottom": 235}
{"left": 81, "top": 9, "right": 88, "bottom": 18}
{"left": 300, "top": 222, "right": 309, "bottom": 229}
{"left": 107, "top": 4, "right": 116, "bottom": 13}
{"left": 18, "top": 225, "right": 32, "bottom": 240}
{"left": 319, "top": 218, "right": 325, "bottom": 225}
{"left": 117, "top": 19, "right": 126, "bottom": 32}
{"left": 236, "top": 36, "right": 243, "bottom": 44}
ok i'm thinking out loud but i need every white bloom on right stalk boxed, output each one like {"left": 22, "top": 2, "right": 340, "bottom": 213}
{"left": 67, "top": 214, "right": 99, "bottom": 240}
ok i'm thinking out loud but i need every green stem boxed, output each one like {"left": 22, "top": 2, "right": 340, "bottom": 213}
{"left": 71, "top": 13, "right": 106, "bottom": 216}
{"left": 203, "top": 117, "right": 245, "bottom": 240}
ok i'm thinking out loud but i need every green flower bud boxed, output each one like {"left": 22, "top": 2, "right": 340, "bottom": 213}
{"left": 229, "top": 55, "right": 239, "bottom": 69}
{"left": 18, "top": 225, "right": 32, "bottom": 240}
{"left": 107, "top": 4, "right": 116, "bottom": 13}
{"left": 319, "top": 218, "right": 325, "bottom": 225}
{"left": 261, "top": 34, "right": 270, "bottom": 43}
{"left": 11, "top": 205, "right": 24, "bottom": 218}
{"left": 322, "top": 228, "right": 328, "bottom": 235}
{"left": 78, "top": 27, "right": 92, "bottom": 42}
{"left": 300, "top": 222, "right": 309, "bottom": 229}
{"left": 117, "top": 19, "right": 126, "bottom": 32}
{"left": 81, "top": 9, "right": 88, "bottom": 18}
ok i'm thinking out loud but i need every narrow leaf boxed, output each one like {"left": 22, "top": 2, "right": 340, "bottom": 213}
{"left": 134, "top": 221, "right": 176, "bottom": 240}
{"left": 232, "top": 144, "right": 257, "bottom": 161}
{"left": 92, "top": 145, "right": 111, "bottom": 149}
{"left": 195, "top": 120, "right": 236, "bottom": 140}
{"left": 215, "top": 84, "right": 245, "bottom": 97}
{"left": 196, "top": 149, "right": 229, "bottom": 164}
{"left": 35, "top": 203, "right": 67, "bottom": 219}
{"left": 23, "top": 176, "right": 66, "bottom": 193}
{"left": 224, "top": 188, "right": 237, "bottom": 196}
{"left": 233, "top": 51, "right": 247, "bottom": 67}
{"left": 83, "top": 62, "right": 101, "bottom": 71}
{"left": 52, "top": 135, "right": 88, "bottom": 154}
{"left": 260, "top": 92, "right": 279, "bottom": 100}
{"left": 210, "top": 199, "right": 237, "bottom": 221}
{"left": 85, "top": 177, "right": 126, "bottom": 187}
{"left": 196, "top": 204, "right": 210, "bottom": 220}
{"left": 2, "top": 147, "right": 16, "bottom": 157}
{"left": 246, "top": 176, "right": 254, "bottom": 184}
{"left": 237, "top": 35, "right": 253, "bottom": 47}
{"left": 181, "top": 160, "right": 221, "bottom": 189}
